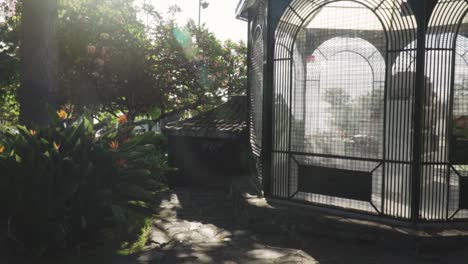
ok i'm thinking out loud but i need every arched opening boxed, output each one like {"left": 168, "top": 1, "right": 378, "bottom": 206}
{"left": 450, "top": 33, "right": 468, "bottom": 219}
{"left": 393, "top": 34, "right": 454, "bottom": 220}
{"left": 387, "top": 0, "right": 468, "bottom": 221}
{"left": 292, "top": 34, "right": 387, "bottom": 211}
{"left": 297, "top": 37, "right": 385, "bottom": 160}
{"left": 450, "top": 10, "right": 468, "bottom": 220}
{"left": 271, "top": 0, "right": 417, "bottom": 217}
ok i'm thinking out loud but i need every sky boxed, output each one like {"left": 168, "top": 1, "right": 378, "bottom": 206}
{"left": 146, "top": 0, "right": 247, "bottom": 42}
{"left": 0, "top": 1, "right": 248, "bottom": 42}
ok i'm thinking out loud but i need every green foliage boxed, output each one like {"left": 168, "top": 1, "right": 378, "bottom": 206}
{"left": 0, "top": 0, "right": 247, "bottom": 124}
{"left": 0, "top": 1, "right": 17, "bottom": 28}
{"left": 0, "top": 83, "right": 19, "bottom": 124}
{"left": 0, "top": 114, "right": 101, "bottom": 254}
{"left": 323, "top": 88, "right": 353, "bottom": 133}
{"left": 115, "top": 210, "right": 152, "bottom": 256}
{"left": 0, "top": 1, "right": 20, "bottom": 124}
{"left": 0, "top": 0, "right": 244, "bottom": 258}
{"left": 149, "top": 21, "right": 247, "bottom": 117}
{"left": 0, "top": 110, "right": 169, "bottom": 255}
{"left": 323, "top": 88, "right": 384, "bottom": 136}
{"left": 56, "top": 0, "right": 247, "bottom": 120}
{"left": 222, "top": 40, "right": 248, "bottom": 96}
{"left": 57, "top": 0, "right": 152, "bottom": 118}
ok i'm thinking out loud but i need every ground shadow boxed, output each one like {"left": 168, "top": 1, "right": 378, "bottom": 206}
{"left": 115, "top": 185, "right": 468, "bottom": 264}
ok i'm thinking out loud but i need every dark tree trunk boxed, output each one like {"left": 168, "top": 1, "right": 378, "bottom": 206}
{"left": 18, "top": 0, "right": 59, "bottom": 127}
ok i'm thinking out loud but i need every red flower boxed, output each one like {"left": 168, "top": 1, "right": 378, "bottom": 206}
{"left": 116, "top": 158, "right": 128, "bottom": 168}
{"left": 118, "top": 114, "right": 128, "bottom": 124}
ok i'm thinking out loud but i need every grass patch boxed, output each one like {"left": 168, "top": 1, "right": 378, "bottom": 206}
{"left": 58, "top": 205, "right": 155, "bottom": 264}
{"left": 116, "top": 209, "right": 153, "bottom": 256}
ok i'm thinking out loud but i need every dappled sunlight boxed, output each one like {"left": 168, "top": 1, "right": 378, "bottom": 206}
{"left": 246, "top": 248, "right": 286, "bottom": 259}
{"left": 5, "top": 0, "right": 468, "bottom": 262}
{"left": 0, "top": 0, "right": 247, "bottom": 257}
{"left": 130, "top": 188, "right": 317, "bottom": 263}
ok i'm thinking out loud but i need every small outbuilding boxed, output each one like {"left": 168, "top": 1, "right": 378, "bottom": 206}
{"left": 163, "top": 96, "right": 251, "bottom": 187}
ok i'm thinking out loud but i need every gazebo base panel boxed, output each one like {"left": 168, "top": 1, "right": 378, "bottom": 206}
{"left": 230, "top": 176, "right": 468, "bottom": 252}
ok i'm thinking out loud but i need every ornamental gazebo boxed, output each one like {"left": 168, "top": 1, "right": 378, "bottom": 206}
{"left": 237, "top": 0, "right": 468, "bottom": 223}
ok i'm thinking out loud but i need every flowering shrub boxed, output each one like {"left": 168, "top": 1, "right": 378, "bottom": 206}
{"left": 0, "top": 109, "right": 169, "bottom": 255}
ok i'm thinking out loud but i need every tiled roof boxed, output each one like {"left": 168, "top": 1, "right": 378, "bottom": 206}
{"left": 163, "top": 96, "right": 248, "bottom": 139}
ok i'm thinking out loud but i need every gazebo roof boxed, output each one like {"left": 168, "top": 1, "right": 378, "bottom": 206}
{"left": 236, "top": 0, "right": 257, "bottom": 20}
{"left": 163, "top": 96, "right": 248, "bottom": 139}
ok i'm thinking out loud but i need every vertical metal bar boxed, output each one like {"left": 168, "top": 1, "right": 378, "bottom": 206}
{"left": 247, "top": 18, "right": 252, "bottom": 147}
{"left": 435, "top": 48, "right": 444, "bottom": 220}
{"left": 427, "top": 48, "right": 434, "bottom": 220}
{"left": 246, "top": 17, "right": 258, "bottom": 185}
{"left": 387, "top": 54, "right": 394, "bottom": 216}
{"left": 287, "top": 47, "right": 294, "bottom": 198}
{"left": 381, "top": 47, "right": 390, "bottom": 215}
{"left": 262, "top": 0, "right": 274, "bottom": 196}
{"left": 447, "top": 12, "right": 466, "bottom": 220}
{"left": 411, "top": 14, "right": 428, "bottom": 223}
{"left": 405, "top": 51, "right": 414, "bottom": 218}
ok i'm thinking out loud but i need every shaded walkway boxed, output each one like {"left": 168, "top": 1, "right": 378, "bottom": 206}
{"left": 116, "top": 188, "right": 468, "bottom": 264}
{"left": 116, "top": 188, "right": 314, "bottom": 263}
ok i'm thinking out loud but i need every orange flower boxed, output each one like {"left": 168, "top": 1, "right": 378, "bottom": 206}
{"left": 57, "top": 109, "right": 68, "bottom": 120}
{"left": 53, "top": 142, "right": 60, "bottom": 151}
{"left": 116, "top": 158, "right": 128, "bottom": 168}
{"left": 29, "top": 129, "right": 37, "bottom": 136}
{"left": 118, "top": 114, "right": 128, "bottom": 124}
{"left": 0, "top": 145, "right": 5, "bottom": 154}
{"left": 109, "top": 140, "right": 119, "bottom": 151}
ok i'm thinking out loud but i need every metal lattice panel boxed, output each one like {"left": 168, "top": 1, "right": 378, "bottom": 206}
{"left": 272, "top": 0, "right": 418, "bottom": 219}
{"left": 250, "top": 1, "right": 266, "bottom": 150}
{"left": 423, "top": 0, "right": 468, "bottom": 221}
{"left": 249, "top": 0, "right": 267, "bottom": 184}
{"left": 246, "top": 0, "right": 468, "bottom": 222}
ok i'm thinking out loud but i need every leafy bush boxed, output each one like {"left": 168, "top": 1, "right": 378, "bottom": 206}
{"left": 0, "top": 109, "right": 169, "bottom": 256}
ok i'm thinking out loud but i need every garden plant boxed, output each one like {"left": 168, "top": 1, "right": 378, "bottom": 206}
{"left": 0, "top": 109, "right": 170, "bottom": 256}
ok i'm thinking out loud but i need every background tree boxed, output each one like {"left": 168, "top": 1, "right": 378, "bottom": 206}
{"left": 0, "top": 0, "right": 247, "bottom": 124}
{"left": 58, "top": 1, "right": 247, "bottom": 121}
{"left": 148, "top": 19, "right": 246, "bottom": 122}
{"left": 222, "top": 40, "right": 247, "bottom": 97}
{"left": 0, "top": 0, "right": 20, "bottom": 124}
{"left": 57, "top": 0, "right": 154, "bottom": 120}
{"left": 19, "top": 0, "right": 59, "bottom": 126}
{"left": 323, "top": 88, "right": 353, "bottom": 135}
